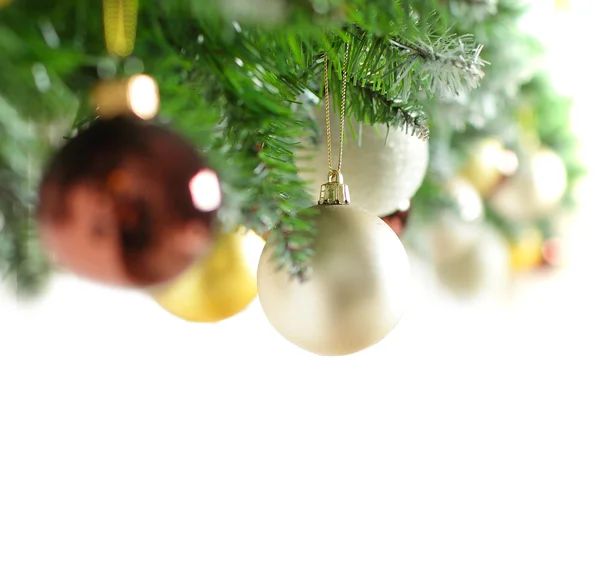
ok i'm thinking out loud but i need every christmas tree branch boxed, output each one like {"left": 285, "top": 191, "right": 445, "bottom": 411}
{"left": 345, "top": 84, "right": 430, "bottom": 139}
{"left": 386, "top": 33, "right": 486, "bottom": 98}
{"left": 0, "top": 0, "right": 490, "bottom": 291}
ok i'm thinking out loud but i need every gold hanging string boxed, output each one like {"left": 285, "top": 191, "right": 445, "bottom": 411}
{"left": 323, "top": 41, "right": 350, "bottom": 181}
{"left": 103, "top": 0, "right": 139, "bottom": 58}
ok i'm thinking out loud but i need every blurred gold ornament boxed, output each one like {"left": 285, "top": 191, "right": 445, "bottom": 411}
{"left": 257, "top": 174, "right": 410, "bottom": 356}
{"left": 509, "top": 229, "right": 544, "bottom": 271}
{"left": 151, "top": 229, "right": 265, "bottom": 322}
{"left": 92, "top": 75, "right": 160, "bottom": 120}
{"left": 103, "top": 0, "right": 138, "bottom": 57}
{"left": 297, "top": 109, "right": 429, "bottom": 216}
{"left": 490, "top": 147, "right": 567, "bottom": 221}
{"left": 460, "top": 138, "right": 518, "bottom": 198}
{"left": 0, "top": 0, "right": 13, "bottom": 7}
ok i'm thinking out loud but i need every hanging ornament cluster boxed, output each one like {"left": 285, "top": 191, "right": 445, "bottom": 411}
{"left": 460, "top": 136, "right": 567, "bottom": 222}
{"left": 257, "top": 44, "right": 410, "bottom": 356}
{"left": 453, "top": 132, "right": 572, "bottom": 283}
{"left": 36, "top": 29, "right": 412, "bottom": 350}
{"left": 297, "top": 108, "right": 428, "bottom": 217}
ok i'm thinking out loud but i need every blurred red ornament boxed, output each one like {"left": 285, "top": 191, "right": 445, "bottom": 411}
{"left": 381, "top": 204, "right": 411, "bottom": 237}
{"left": 541, "top": 237, "right": 565, "bottom": 268}
{"left": 37, "top": 116, "right": 221, "bottom": 288}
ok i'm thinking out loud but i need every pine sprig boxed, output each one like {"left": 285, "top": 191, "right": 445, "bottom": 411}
{"left": 0, "top": 188, "right": 51, "bottom": 298}
{"left": 388, "top": 33, "right": 485, "bottom": 98}
{"left": 345, "top": 83, "right": 430, "bottom": 138}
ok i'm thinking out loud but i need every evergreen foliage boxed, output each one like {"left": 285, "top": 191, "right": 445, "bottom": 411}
{"left": 0, "top": 0, "right": 581, "bottom": 296}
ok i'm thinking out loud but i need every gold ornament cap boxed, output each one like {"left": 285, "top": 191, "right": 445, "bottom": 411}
{"left": 319, "top": 170, "right": 350, "bottom": 205}
{"left": 92, "top": 75, "right": 160, "bottom": 120}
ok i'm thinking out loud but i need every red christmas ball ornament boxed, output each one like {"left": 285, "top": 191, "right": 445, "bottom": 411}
{"left": 37, "top": 116, "right": 222, "bottom": 288}
{"left": 541, "top": 237, "right": 565, "bottom": 268}
{"left": 380, "top": 201, "right": 411, "bottom": 237}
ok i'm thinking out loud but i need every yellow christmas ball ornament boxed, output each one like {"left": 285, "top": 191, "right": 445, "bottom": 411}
{"left": 151, "top": 229, "right": 265, "bottom": 322}
{"left": 509, "top": 229, "right": 544, "bottom": 271}
{"left": 257, "top": 173, "right": 410, "bottom": 356}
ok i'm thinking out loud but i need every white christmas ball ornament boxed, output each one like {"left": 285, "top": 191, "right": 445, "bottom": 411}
{"left": 297, "top": 109, "right": 429, "bottom": 216}
{"left": 448, "top": 177, "right": 484, "bottom": 223}
{"left": 257, "top": 175, "right": 410, "bottom": 356}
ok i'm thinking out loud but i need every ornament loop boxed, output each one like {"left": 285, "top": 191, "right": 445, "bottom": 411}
{"left": 324, "top": 42, "right": 350, "bottom": 176}
{"left": 321, "top": 41, "right": 351, "bottom": 205}
{"left": 327, "top": 169, "right": 344, "bottom": 184}
{"left": 103, "top": 0, "right": 139, "bottom": 58}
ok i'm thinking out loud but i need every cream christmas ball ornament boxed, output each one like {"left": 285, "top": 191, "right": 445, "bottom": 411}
{"left": 257, "top": 172, "right": 411, "bottom": 356}
{"left": 431, "top": 220, "right": 511, "bottom": 297}
{"left": 297, "top": 109, "right": 429, "bottom": 216}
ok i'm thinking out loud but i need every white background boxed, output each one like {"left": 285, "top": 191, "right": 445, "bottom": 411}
{"left": 1, "top": 2, "right": 600, "bottom": 579}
